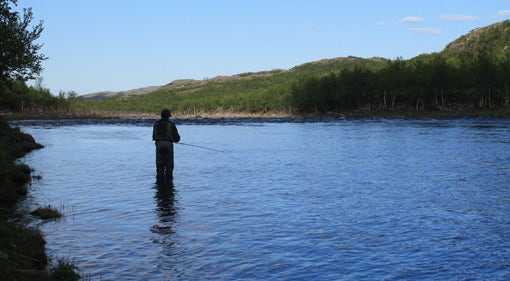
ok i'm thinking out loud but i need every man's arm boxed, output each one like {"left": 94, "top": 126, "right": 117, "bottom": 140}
{"left": 172, "top": 123, "right": 180, "bottom": 143}
{"left": 152, "top": 123, "right": 157, "bottom": 141}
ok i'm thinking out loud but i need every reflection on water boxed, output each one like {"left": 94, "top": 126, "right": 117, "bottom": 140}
{"left": 152, "top": 184, "right": 176, "bottom": 242}
{"left": 13, "top": 118, "right": 510, "bottom": 280}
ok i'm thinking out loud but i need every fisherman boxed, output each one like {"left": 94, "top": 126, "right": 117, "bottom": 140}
{"left": 152, "top": 109, "right": 180, "bottom": 185}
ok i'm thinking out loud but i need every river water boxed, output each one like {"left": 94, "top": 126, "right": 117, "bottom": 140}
{"left": 12, "top": 118, "right": 510, "bottom": 280}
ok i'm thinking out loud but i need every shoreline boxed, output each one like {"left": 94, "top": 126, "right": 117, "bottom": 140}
{"left": 3, "top": 108, "right": 510, "bottom": 121}
{"left": 0, "top": 116, "right": 80, "bottom": 280}
{"left": 3, "top": 109, "right": 510, "bottom": 126}
{"left": 0, "top": 116, "right": 48, "bottom": 279}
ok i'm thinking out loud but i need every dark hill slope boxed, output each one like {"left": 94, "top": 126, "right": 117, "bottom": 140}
{"left": 444, "top": 20, "right": 510, "bottom": 54}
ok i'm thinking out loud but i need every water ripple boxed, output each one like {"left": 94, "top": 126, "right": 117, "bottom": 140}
{"left": 14, "top": 119, "right": 510, "bottom": 280}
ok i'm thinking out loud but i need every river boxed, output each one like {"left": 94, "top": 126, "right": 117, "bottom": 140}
{"left": 12, "top": 118, "right": 510, "bottom": 280}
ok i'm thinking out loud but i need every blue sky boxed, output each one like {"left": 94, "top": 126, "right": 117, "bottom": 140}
{"left": 14, "top": 0, "right": 510, "bottom": 95}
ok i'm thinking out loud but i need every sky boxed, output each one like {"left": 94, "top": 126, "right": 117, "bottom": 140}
{"left": 13, "top": 0, "right": 510, "bottom": 96}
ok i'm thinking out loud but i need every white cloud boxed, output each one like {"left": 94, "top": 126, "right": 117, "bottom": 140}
{"left": 499, "top": 10, "right": 510, "bottom": 17}
{"left": 439, "top": 14, "right": 478, "bottom": 21}
{"left": 406, "top": 27, "right": 443, "bottom": 34}
{"left": 399, "top": 16, "right": 425, "bottom": 24}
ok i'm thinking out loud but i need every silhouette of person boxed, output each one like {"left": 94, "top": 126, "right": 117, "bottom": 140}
{"left": 152, "top": 109, "right": 180, "bottom": 185}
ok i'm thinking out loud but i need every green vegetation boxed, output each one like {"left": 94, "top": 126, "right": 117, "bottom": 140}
{"left": 444, "top": 20, "right": 510, "bottom": 54}
{"left": 0, "top": 116, "right": 43, "bottom": 204}
{"left": 1, "top": 0, "right": 73, "bottom": 116}
{"left": 31, "top": 205, "right": 62, "bottom": 220}
{"left": 0, "top": 0, "right": 46, "bottom": 81}
{"left": 290, "top": 51, "right": 510, "bottom": 113}
{"left": 0, "top": 116, "right": 48, "bottom": 280}
{"left": 292, "top": 21, "right": 510, "bottom": 114}
{"left": 1, "top": 1, "right": 82, "bottom": 280}
{"left": 76, "top": 20, "right": 510, "bottom": 117}
{"left": 49, "top": 259, "right": 81, "bottom": 281}
{"left": 75, "top": 57, "right": 388, "bottom": 115}
{"left": 0, "top": 78, "right": 74, "bottom": 115}
{"left": 289, "top": 20, "right": 510, "bottom": 114}
{"left": 0, "top": 220, "right": 48, "bottom": 280}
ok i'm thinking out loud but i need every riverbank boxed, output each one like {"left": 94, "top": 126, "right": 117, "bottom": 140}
{"left": 0, "top": 115, "right": 47, "bottom": 280}
{"left": 0, "top": 117, "right": 43, "bottom": 205}
{"left": 3, "top": 107, "right": 510, "bottom": 121}
{"left": 0, "top": 116, "right": 80, "bottom": 280}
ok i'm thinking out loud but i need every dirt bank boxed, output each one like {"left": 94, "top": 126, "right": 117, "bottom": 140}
{"left": 0, "top": 117, "right": 76, "bottom": 280}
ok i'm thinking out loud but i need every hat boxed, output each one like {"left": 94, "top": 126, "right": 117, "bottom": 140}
{"left": 161, "top": 109, "right": 171, "bottom": 119}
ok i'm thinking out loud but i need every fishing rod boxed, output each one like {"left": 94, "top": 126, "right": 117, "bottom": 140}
{"left": 177, "top": 142, "right": 224, "bottom": 152}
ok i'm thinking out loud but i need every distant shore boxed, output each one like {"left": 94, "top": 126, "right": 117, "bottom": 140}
{"left": 3, "top": 108, "right": 510, "bottom": 121}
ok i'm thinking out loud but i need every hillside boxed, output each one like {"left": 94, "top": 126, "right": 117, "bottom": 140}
{"left": 74, "top": 56, "right": 387, "bottom": 114}
{"left": 444, "top": 20, "right": 510, "bottom": 53}
{"left": 75, "top": 20, "right": 510, "bottom": 116}
{"left": 80, "top": 85, "right": 162, "bottom": 100}
{"left": 80, "top": 56, "right": 386, "bottom": 101}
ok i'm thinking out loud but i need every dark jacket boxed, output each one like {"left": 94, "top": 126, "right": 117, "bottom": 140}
{"left": 152, "top": 119, "right": 180, "bottom": 143}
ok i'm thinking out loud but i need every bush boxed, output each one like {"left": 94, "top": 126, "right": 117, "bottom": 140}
{"left": 31, "top": 205, "right": 62, "bottom": 220}
{"left": 49, "top": 258, "right": 81, "bottom": 281}
{"left": 0, "top": 117, "right": 42, "bottom": 205}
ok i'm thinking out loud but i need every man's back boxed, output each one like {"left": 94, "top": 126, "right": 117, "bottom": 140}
{"left": 153, "top": 120, "right": 180, "bottom": 143}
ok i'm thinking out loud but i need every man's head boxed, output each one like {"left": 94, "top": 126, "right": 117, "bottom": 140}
{"left": 161, "top": 109, "right": 171, "bottom": 120}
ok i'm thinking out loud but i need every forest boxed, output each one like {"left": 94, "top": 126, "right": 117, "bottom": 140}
{"left": 288, "top": 20, "right": 510, "bottom": 114}
{"left": 0, "top": 79, "right": 73, "bottom": 115}
{"left": 290, "top": 51, "right": 510, "bottom": 113}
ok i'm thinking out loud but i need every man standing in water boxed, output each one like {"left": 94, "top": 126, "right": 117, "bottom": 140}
{"left": 153, "top": 109, "right": 180, "bottom": 185}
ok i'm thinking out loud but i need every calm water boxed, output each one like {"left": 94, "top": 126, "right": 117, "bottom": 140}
{"left": 13, "top": 118, "right": 510, "bottom": 280}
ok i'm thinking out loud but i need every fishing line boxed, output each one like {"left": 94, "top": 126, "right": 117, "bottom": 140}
{"left": 177, "top": 142, "right": 224, "bottom": 152}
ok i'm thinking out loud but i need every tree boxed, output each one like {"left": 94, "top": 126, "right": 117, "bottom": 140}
{"left": 0, "top": 0, "right": 47, "bottom": 81}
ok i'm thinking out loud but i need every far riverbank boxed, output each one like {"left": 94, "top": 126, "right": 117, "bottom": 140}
{"left": 3, "top": 108, "right": 510, "bottom": 122}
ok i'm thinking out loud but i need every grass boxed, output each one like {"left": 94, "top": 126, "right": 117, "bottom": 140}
{"left": 0, "top": 220, "right": 48, "bottom": 279}
{"left": 49, "top": 258, "right": 81, "bottom": 281}
{"left": 31, "top": 205, "right": 62, "bottom": 220}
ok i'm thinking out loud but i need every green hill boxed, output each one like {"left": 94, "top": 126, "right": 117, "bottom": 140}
{"left": 444, "top": 20, "right": 510, "bottom": 54}
{"left": 76, "top": 56, "right": 387, "bottom": 115}
{"left": 75, "top": 20, "right": 510, "bottom": 116}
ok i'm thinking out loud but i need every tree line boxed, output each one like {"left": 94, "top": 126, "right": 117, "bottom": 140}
{"left": 81, "top": 51, "right": 510, "bottom": 116}
{"left": 289, "top": 52, "right": 510, "bottom": 113}
{"left": 0, "top": 0, "right": 73, "bottom": 114}
{"left": 0, "top": 78, "right": 77, "bottom": 114}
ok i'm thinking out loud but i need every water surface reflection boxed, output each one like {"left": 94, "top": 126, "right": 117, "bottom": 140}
{"left": 14, "top": 119, "right": 510, "bottom": 280}
{"left": 152, "top": 184, "right": 177, "bottom": 239}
